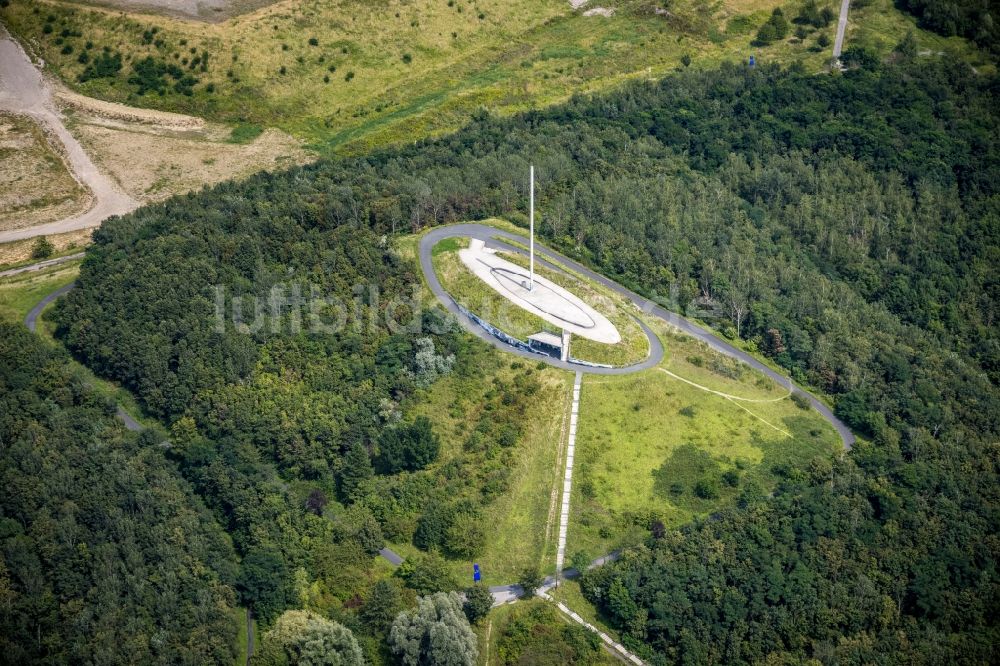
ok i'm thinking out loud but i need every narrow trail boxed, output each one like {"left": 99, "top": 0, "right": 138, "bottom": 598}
{"left": 0, "top": 253, "right": 85, "bottom": 278}
{"left": 0, "top": 27, "right": 137, "bottom": 243}
{"left": 657, "top": 367, "right": 792, "bottom": 403}
{"left": 724, "top": 397, "right": 792, "bottom": 438}
{"left": 833, "top": 0, "right": 851, "bottom": 60}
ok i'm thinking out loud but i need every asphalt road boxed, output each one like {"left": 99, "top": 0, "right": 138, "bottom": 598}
{"left": 24, "top": 282, "right": 74, "bottom": 334}
{"left": 419, "top": 223, "right": 855, "bottom": 449}
{"left": 0, "top": 27, "right": 137, "bottom": 243}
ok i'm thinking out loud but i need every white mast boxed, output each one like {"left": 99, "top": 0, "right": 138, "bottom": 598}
{"left": 529, "top": 164, "right": 535, "bottom": 291}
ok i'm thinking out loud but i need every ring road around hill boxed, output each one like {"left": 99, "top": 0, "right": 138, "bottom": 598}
{"left": 418, "top": 223, "right": 855, "bottom": 450}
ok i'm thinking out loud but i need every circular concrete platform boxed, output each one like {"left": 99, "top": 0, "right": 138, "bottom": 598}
{"left": 459, "top": 239, "right": 621, "bottom": 344}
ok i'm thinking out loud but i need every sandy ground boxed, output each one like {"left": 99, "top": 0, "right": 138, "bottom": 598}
{"left": 0, "top": 26, "right": 137, "bottom": 243}
{"left": 69, "top": 113, "right": 308, "bottom": 203}
{"left": 0, "top": 27, "right": 310, "bottom": 244}
{"left": 0, "top": 112, "right": 91, "bottom": 232}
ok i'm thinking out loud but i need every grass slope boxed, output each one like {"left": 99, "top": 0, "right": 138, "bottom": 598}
{"left": 4, "top": 0, "right": 988, "bottom": 153}
{"left": 407, "top": 358, "right": 573, "bottom": 584}
{"left": 569, "top": 320, "right": 842, "bottom": 558}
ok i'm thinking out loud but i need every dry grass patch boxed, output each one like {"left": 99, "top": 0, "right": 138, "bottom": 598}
{"left": 0, "top": 112, "right": 91, "bottom": 232}
{"left": 72, "top": 118, "right": 308, "bottom": 201}
{"left": 0, "top": 228, "right": 93, "bottom": 269}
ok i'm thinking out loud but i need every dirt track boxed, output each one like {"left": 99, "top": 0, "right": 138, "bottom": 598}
{"left": 0, "top": 27, "right": 138, "bottom": 243}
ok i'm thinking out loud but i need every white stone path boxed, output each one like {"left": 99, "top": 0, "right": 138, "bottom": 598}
{"left": 555, "top": 371, "right": 582, "bottom": 573}
{"left": 542, "top": 370, "right": 647, "bottom": 665}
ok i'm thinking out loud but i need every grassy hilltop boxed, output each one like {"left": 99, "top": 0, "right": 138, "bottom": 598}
{"left": 3, "top": 0, "right": 988, "bottom": 153}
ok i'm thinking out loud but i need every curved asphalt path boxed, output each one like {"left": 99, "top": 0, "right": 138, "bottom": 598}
{"left": 420, "top": 223, "right": 855, "bottom": 449}
{"left": 24, "top": 280, "right": 144, "bottom": 433}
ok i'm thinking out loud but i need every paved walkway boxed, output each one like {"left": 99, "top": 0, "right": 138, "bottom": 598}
{"left": 832, "top": 0, "right": 851, "bottom": 59}
{"left": 24, "top": 282, "right": 74, "bottom": 333}
{"left": 555, "top": 372, "right": 582, "bottom": 573}
{"left": 0, "top": 253, "right": 85, "bottom": 278}
{"left": 538, "top": 588, "right": 646, "bottom": 665}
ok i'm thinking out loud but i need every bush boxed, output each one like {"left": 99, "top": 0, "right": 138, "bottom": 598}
{"left": 463, "top": 585, "right": 493, "bottom": 624}
{"left": 518, "top": 568, "right": 543, "bottom": 597}
{"left": 694, "top": 478, "right": 718, "bottom": 499}
{"left": 754, "top": 8, "right": 789, "bottom": 45}
{"left": 402, "top": 53, "right": 412, "bottom": 64}
{"left": 78, "top": 50, "right": 121, "bottom": 82}
{"left": 377, "top": 416, "right": 439, "bottom": 474}
{"left": 31, "top": 236, "right": 54, "bottom": 259}
{"left": 259, "top": 610, "right": 364, "bottom": 666}
{"left": 389, "top": 592, "right": 477, "bottom": 666}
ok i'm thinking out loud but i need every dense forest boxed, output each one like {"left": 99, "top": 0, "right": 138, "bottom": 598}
{"left": 0, "top": 325, "right": 238, "bottom": 664}
{"left": 898, "top": 0, "right": 1000, "bottom": 52}
{"left": 48, "top": 40, "right": 999, "bottom": 663}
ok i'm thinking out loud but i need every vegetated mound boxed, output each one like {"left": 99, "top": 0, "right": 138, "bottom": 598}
{"left": 0, "top": 324, "right": 239, "bottom": 664}
{"left": 56, "top": 52, "right": 999, "bottom": 661}
{"left": 56, "top": 183, "right": 453, "bottom": 467}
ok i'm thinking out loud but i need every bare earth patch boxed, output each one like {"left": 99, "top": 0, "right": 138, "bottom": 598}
{"left": 61, "top": 96, "right": 310, "bottom": 203}
{"left": 0, "top": 112, "right": 91, "bottom": 233}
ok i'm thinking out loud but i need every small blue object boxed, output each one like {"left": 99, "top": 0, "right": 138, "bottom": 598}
{"left": 749, "top": 55, "right": 756, "bottom": 68}
{"left": 473, "top": 564, "right": 481, "bottom": 582}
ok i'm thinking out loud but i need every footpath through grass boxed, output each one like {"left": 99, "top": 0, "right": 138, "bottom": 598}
{"left": 569, "top": 319, "right": 842, "bottom": 558}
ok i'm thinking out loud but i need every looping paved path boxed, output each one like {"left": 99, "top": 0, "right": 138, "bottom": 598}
{"left": 419, "top": 223, "right": 855, "bottom": 449}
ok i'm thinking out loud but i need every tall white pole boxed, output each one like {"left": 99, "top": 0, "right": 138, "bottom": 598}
{"left": 529, "top": 165, "right": 534, "bottom": 291}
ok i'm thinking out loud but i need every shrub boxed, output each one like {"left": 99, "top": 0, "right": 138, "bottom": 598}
{"left": 694, "top": 478, "right": 718, "bottom": 499}
{"left": 463, "top": 585, "right": 493, "bottom": 624}
{"left": 389, "top": 593, "right": 477, "bottom": 666}
{"left": 31, "top": 237, "right": 54, "bottom": 259}
{"left": 518, "top": 568, "right": 543, "bottom": 596}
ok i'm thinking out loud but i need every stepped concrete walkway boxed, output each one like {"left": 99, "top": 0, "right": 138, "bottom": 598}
{"left": 555, "top": 372, "right": 583, "bottom": 573}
